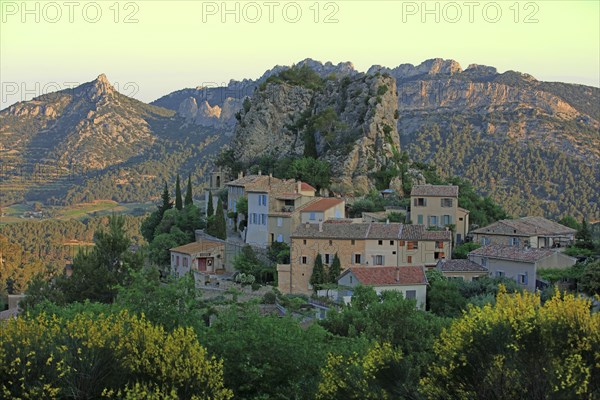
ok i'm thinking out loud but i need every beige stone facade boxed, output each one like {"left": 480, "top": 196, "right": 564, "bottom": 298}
{"left": 410, "top": 184, "right": 469, "bottom": 244}
{"left": 277, "top": 222, "right": 452, "bottom": 294}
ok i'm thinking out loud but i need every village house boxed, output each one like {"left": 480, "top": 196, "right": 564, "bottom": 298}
{"left": 244, "top": 180, "right": 320, "bottom": 247}
{"left": 410, "top": 184, "right": 470, "bottom": 244}
{"left": 224, "top": 172, "right": 275, "bottom": 227}
{"left": 277, "top": 221, "right": 451, "bottom": 295}
{"left": 170, "top": 238, "right": 225, "bottom": 277}
{"left": 471, "top": 216, "right": 576, "bottom": 248}
{"left": 435, "top": 259, "right": 489, "bottom": 282}
{"left": 468, "top": 244, "right": 577, "bottom": 292}
{"left": 337, "top": 266, "right": 428, "bottom": 310}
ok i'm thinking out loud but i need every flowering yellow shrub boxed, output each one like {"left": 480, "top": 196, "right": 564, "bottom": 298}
{"left": 0, "top": 311, "right": 233, "bottom": 399}
{"left": 420, "top": 286, "right": 600, "bottom": 399}
{"left": 317, "top": 342, "right": 401, "bottom": 400}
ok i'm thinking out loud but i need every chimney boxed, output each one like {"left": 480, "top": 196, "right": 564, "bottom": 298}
{"left": 258, "top": 170, "right": 262, "bottom": 176}
{"left": 238, "top": 171, "right": 243, "bottom": 179}
{"left": 395, "top": 267, "right": 400, "bottom": 282}
{"left": 297, "top": 181, "right": 301, "bottom": 193}
{"left": 386, "top": 218, "right": 389, "bottom": 225}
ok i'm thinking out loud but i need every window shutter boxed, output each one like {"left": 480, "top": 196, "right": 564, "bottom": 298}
{"left": 413, "top": 198, "right": 418, "bottom": 206}
{"left": 524, "top": 273, "right": 528, "bottom": 285}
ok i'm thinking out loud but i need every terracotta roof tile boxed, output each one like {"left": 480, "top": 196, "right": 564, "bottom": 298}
{"left": 411, "top": 185, "right": 459, "bottom": 197}
{"left": 472, "top": 217, "right": 576, "bottom": 236}
{"left": 301, "top": 182, "right": 316, "bottom": 191}
{"left": 301, "top": 198, "right": 344, "bottom": 212}
{"left": 436, "top": 259, "right": 488, "bottom": 272}
{"left": 468, "top": 244, "right": 556, "bottom": 263}
{"left": 293, "top": 222, "right": 452, "bottom": 241}
{"left": 170, "top": 240, "right": 224, "bottom": 255}
{"left": 343, "top": 266, "right": 427, "bottom": 285}
{"left": 400, "top": 225, "right": 452, "bottom": 241}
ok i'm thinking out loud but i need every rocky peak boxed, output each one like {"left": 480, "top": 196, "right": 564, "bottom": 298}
{"left": 77, "top": 73, "right": 116, "bottom": 103}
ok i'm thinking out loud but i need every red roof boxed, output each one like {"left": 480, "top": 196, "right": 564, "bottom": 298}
{"left": 344, "top": 266, "right": 427, "bottom": 286}
{"left": 300, "top": 182, "right": 316, "bottom": 191}
{"left": 301, "top": 197, "right": 344, "bottom": 212}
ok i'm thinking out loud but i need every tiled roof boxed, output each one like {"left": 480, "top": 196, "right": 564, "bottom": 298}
{"left": 411, "top": 185, "right": 459, "bottom": 197}
{"left": 400, "top": 225, "right": 452, "bottom": 241}
{"left": 292, "top": 222, "right": 451, "bottom": 241}
{"left": 301, "top": 198, "right": 344, "bottom": 212}
{"left": 472, "top": 217, "right": 576, "bottom": 236}
{"left": 343, "top": 266, "right": 427, "bottom": 286}
{"left": 170, "top": 240, "right": 223, "bottom": 255}
{"left": 436, "top": 259, "right": 488, "bottom": 272}
{"left": 301, "top": 182, "right": 316, "bottom": 192}
{"left": 293, "top": 222, "right": 371, "bottom": 239}
{"left": 274, "top": 193, "right": 302, "bottom": 200}
{"left": 226, "top": 174, "right": 271, "bottom": 187}
{"left": 468, "top": 244, "right": 556, "bottom": 263}
{"left": 366, "top": 223, "right": 402, "bottom": 239}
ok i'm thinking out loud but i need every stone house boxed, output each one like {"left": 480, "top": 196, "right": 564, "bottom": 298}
{"left": 435, "top": 259, "right": 489, "bottom": 282}
{"left": 337, "top": 266, "right": 428, "bottom": 310}
{"left": 410, "top": 184, "right": 470, "bottom": 244}
{"left": 277, "top": 221, "right": 452, "bottom": 295}
{"left": 471, "top": 216, "right": 576, "bottom": 248}
{"left": 468, "top": 244, "right": 577, "bottom": 292}
{"left": 170, "top": 238, "right": 225, "bottom": 277}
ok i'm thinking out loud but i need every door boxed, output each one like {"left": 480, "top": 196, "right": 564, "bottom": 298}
{"left": 198, "top": 258, "right": 207, "bottom": 272}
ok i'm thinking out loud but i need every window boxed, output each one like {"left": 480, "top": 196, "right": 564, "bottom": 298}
{"left": 407, "top": 256, "right": 412, "bottom": 263}
{"left": 277, "top": 217, "right": 283, "bottom": 227}
{"left": 351, "top": 240, "right": 355, "bottom": 245}
{"left": 329, "top": 240, "right": 333, "bottom": 246}
{"left": 258, "top": 194, "right": 267, "bottom": 206}
{"left": 417, "top": 215, "right": 423, "bottom": 224}
{"left": 405, "top": 290, "right": 416, "bottom": 300}
{"left": 482, "top": 257, "right": 488, "bottom": 267}
{"left": 443, "top": 215, "right": 451, "bottom": 225}
{"left": 518, "top": 273, "right": 528, "bottom": 285}
{"left": 303, "top": 239, "right": 307, "bottom": 245}
{"left": 436, "top": 241, "right": 444, "bottom": 249}
{"left": 309, "top": 212, "right": 316, "bottom": 220}
{"left": 430, "top": 216, "right": 438, "bottom": 226}
{"left": 481, "top": 237, "right": 490, "bottom": 245}
{"left": 459, "top": 217, "right": 463, "bottom": 221}
{"left": 176, "top": 255, "right": 180, "bottom": 266}
{"left": 399, "top": 240, "right": 405, "bottom": 247}
{"left": 301, "top": 256, "right": 308, "bottom": 264}
{"left": 392, "top": 251, "right": 396, "bottom": 255}
{"left": 261, "top": 214, "right": 267, "bottom": 225}
{"left": 496, "top": 270, "right": 505, "bottom": 277}
{"left": 183, "top": 257, "right": 188, "bottom": 267}
{"left": 354, "top": 254, "right": 362, "bottom": 264}
{"left": 414, "top": 198, "right": 426, "bottom": 207}
{"left": 252, "top": 213, "right": 257, "bottom": 225}
{"left": 378, "top": 240, "right": 383, "bottom": 246}
{"left": 435, "top": 252, "right": 445, "bottom": 260}
{"left": 390, "top": 240, "right": 394, "bottom": 246}
{"left": 324, "top": 254, "right": 332, "bottom": 265}
{"left": 510, "top": 237, "right": 520, "bottom": 246}
{"left": 171, "top": 254, "right": 174, "bottom": 262}
{"left": 407, "top": 241, "right": 419, "bottom": 250}
{"left": 441, "top": 198, "right": 453, "bottom": 207}
{"left": 374, "top": 255, "right": 384, "bottom": 265}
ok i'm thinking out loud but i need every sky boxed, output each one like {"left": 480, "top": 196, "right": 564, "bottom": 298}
{"left": 1, "top": 0, "right": 599, "bottom": 109}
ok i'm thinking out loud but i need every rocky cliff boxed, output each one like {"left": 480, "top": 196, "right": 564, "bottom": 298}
{"left": 231, "top": 70, "right": 401, "bottom": 194}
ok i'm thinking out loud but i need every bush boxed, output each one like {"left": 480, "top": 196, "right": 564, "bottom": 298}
{"left": 262, "top": 291, "right": 277, "bottom": 304}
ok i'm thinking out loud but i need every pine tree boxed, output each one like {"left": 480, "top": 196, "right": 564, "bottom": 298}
{"left": 328, "top": 253, "right": 341, "bottom": 283}
{"left": 159, "top": 182, "right": 173, "bottom": 216}
{"left": 175, "top": 174, "right": 183, "bottom": 211}
{"left": 207, "top": 191, "right": 214, "bottom": 216}
{"left": 184, "top": 175, "right": 194, "bottom": 207}
{"left": 310, "top": 254, "right": 325, "bottom": 289}
{"left": 214, "top": 199, "right": 227, "bottom": 240}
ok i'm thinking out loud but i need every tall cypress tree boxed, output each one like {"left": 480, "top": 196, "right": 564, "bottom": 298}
{"left": 207, "top": 191, "right": 214, "bottom": 216}
{"left": 328, "top": 253, "right": 341, "bottom": 283}
{"left": 310, "top": 254, "right": 325, "bottom": 289}
{"left": 184, "top": 175, "right": 194, "bottom": 207}
{"left": 214, "top": 198, "right": 227, "bottom": 240}
{"left": 175, "top": 174, "right": 183, "bottom": 210}
{"left": 159, "top": 182, "right": 173, "bottom": 216}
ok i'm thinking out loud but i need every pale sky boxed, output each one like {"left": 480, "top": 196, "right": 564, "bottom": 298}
{"left": 1, "top": 0, "right": 599, "bottom": 109}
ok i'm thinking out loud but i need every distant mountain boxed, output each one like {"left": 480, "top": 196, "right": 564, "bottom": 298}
{"left": 1, "top": 59, "right": 598, "bottom": 220}
{"left": 0, "top": 75, "right": 227, "bottom": 205}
